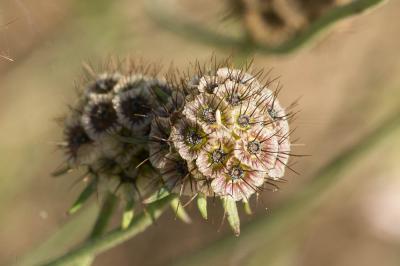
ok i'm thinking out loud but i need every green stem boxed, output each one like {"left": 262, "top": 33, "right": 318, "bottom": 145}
{"left": 39, "top": 194, "right": 175, "bottom": 266}
{"left": 171, "top": 109, "right": 400, "bottom": 266}
{"left": 80, "top": 193, "right": 118, "bottom": 266}
{"left": 89, "top": 193, "right": 118, "bottom": 239}
{"left": 146, "top": 0, "right": 386, "bottom": 55}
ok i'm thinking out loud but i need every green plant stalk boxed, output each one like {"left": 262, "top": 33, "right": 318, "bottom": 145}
{"left": 89, "top": 193, "right": 118, "bottom": 239}
{"left": 171, "top": 109, "right": 400, "bottom": 266}
{"left": 146, "top": 0, "right": 386, "bottom": 55}
{"left": 80, "top": 193, "right": 119, "bottom": 266}
{"left": 14, "top": 204, "right": 98, "bottom": 266}
{"left": 39, "top": 194, "right": 176, "bottom": 266}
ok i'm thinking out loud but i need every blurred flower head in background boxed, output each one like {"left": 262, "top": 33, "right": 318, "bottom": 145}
{"left": 228, "top": 0, "right": 351, "bottom": 45}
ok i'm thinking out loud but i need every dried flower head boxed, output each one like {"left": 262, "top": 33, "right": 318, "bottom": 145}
{"left": 228, "top": 0, "right": 352, "bottom": 46}
{"left": 55, "top": 57, "right": 298, "bottom": 236}
{"left": 148, "top": 117, "right": 172, "bottom": 169}
{"left": 85, "top": 72, "right": 121, "bottom": 100}
{"left": 82, "top": 95, "right": 120, "bottom": 139}
{"left": 62, "top": 112, "right": 100, "bottom": 166}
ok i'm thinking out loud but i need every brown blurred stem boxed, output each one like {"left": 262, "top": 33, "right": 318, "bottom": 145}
{"left": 146, "top": 0, "right": 386, "bottom": 55}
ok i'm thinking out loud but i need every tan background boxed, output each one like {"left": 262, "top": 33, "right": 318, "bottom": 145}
{"left": 0, "top": 0, "right": 399, "bottom": 265}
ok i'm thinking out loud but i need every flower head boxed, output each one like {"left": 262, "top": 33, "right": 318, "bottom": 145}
{"left": 55, "top": 59, "right": 297, "bottom": 236}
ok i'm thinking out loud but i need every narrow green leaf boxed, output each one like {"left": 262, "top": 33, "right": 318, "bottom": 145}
{"left": 222, "top": 197, "right": 240, "bottom": 236}
{"left": 197, "top": 193, "right": 208, "bottom": 220}
{"left": 142, "top": 187, "right": 170, "bottom": 204}
{"left": 243, "top": 201, "right": 252, "bottom": 215}
{"left": 171, "top": 198, "right": 191, "bottom": 224}
{"left": 121, "top": 198, "right": 135, "bottom": 229}
{"left": 68, "top": 179, "right": 97, "bottom": 215}
{"left": 72, "top": 256, "right": 94, "bottom": 266}
{"left": 152, "top": 85, "right": 170, "bottom": 103}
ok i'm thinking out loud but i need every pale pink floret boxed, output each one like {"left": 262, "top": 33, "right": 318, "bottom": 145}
{"left": 231, "top": 103, "right": 271, "bottom": 136}
{"left": 198, "top": 75, "right": 225, "bottom": 94}
{"left": 268, "top": 135, "right": 291, "bottom": 179}
{"left": 256, "top": 92, "right": 290, "bottom": 136}
{"left": 216, "top": 68, "right": 260, "bottom": 88}
{"left": 211, "top": 158, "right": 264, "bottom": 201}
{"left": 215, "top": 80, "right": 257, "bottom": 107}
{"left": 182, "top": 93, "right": 233, "bottom": 132}
{"left": 234, "top": 126, "right": 279, "bottom": 172}
{"left": 196, "top": 131, "right": 235, "bottom": 178}
{"left": 170, "top": 118, "right": 207, "bottom": 160}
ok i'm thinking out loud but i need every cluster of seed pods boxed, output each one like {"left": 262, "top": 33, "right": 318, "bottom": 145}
{"left": 57, "top": 59, "right": 294, "bottom": 233}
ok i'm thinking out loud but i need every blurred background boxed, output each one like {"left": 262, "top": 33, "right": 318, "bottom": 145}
{"left": 1, "top": 0, "right": 400, "bottom": 265}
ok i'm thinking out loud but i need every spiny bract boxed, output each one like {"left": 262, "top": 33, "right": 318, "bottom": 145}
{"left": 55, "top": 58, "right": 295, "bottom": 235}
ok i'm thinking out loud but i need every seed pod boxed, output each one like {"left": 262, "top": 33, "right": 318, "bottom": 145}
{"left": 55, "top": 58, "right": 297, "bottom": 236}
